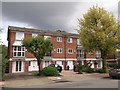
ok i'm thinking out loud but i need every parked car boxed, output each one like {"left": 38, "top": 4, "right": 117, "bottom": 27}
{"left": 49, "top": 64, "right": 62, "bottom": 72}
{"left": 109, "top": 68, "right": 120, "bottom": 79}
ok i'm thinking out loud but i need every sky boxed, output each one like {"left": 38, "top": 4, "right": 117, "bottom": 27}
{"left": 1, "top": 0, "right": 120, "bottom": 46}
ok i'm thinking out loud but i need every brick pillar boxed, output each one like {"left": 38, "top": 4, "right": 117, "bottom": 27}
{"left": 24, "top": 61, "right": 29, "bottom": 72}
{"left": 94, "top": 60, "right": 97, "bottom": 70}
{"left": 9, "top": 61, "right": 12, "bottom": 73}
{"left": 64, "top": 61, "right": 67, "bottom": 70}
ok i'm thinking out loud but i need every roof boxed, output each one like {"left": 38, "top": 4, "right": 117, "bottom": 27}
{"left": 8, "top": 26, "right": 79, "bottom": 39}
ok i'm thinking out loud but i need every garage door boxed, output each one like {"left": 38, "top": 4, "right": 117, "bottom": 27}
{"left": 67, "top": 61, "right": 73, "bottom": 70}
{"left": 29, "top": 61, "right": 39, "bottom": 71}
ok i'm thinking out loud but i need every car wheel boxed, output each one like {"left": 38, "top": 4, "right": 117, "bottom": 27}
{"left": 112, "top": 76, "right": 116, "bottom": 79}
{"left": 110, "top": 75, "right": 114, "bottom": 79}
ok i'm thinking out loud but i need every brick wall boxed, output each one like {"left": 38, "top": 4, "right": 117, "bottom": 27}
{"left": 9, "top": 61, "right": 12, "bottom": 73}
{"left": 51, "top": 36, "right": 77, "bottom": 59}
{"left": 24, "top": 61, "right": 29, "bottom": 72}
{"left": 8, "top": 32, "right": 15, "bottom": 58}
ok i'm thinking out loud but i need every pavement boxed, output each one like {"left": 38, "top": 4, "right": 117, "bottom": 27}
{"left": 2, "top": 70, "right": 110, "bottom": 88}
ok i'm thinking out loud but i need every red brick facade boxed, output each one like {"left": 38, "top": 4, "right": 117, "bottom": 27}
{"left": 7, "top": 26, "right": 117, "bottom": 73}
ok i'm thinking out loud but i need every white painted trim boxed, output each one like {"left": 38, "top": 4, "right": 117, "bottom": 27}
{"left": 106, "top": 59, "right": 117, "bottom": 61}
{"left": 9, "top": 58, "right": 12, "bottom": 61}
{"left": 57, "top": 37, "right": 62, "bottom": 42}
{"left": 25, "top": 58, "right": 37, "bottom": 61}
{"left": 85, "top": 58, "right": 102, "bottom": 60}
{"left": 52, "top": 58, "right": 77, "bottom": 60}
{"left": 57, "top": 48, "right": 62, "bottom": 53}
{"left": 67, "top": 38, "right": 72, "bottom": 43}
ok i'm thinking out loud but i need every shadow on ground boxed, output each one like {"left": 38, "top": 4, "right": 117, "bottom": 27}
{"left": 102, "top": 76, "right": 120, "bottom": 80}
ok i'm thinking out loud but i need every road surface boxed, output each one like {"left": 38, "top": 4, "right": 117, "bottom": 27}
{"left": 19, "top": 78, "right": 119, "bottom": 88}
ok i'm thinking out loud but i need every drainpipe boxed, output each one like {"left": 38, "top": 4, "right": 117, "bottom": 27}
{"left": 64, "top": 34, "right": 67, "bottom": 70}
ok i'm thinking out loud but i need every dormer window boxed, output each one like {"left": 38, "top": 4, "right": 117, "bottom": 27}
{"left": 32, "top": 34, "right": 38, "bottom": 37}
{"left": 16, "top": 32, "right": 24, "bottom": 40}
{"left": 44, "top": 36, "right": 51, "bottom": 40}
{"left": 67, "top": 38, "right": 72, "bottom": 43}
{"left": 57, "top": 37, "right": 62, "bottom": 42}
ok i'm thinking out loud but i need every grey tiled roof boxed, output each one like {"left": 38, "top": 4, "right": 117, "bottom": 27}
{"left": 8, "top": 26, "right": 79, "bottom": 38}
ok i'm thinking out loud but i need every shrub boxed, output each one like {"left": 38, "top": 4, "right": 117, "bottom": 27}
{"left": 107, "top": 62, "right": 118, "bottom": 68}
{"left": 32, "top": 72, "right": 40, "bottom": 76}
{"left": 76, "top": 60, "right": 83, "bottom": 74}
{"left": 95, "top": 69, "right": 105, "bottom": 73}
{"left": 40, "top": 66, "right": 58, "bottom": 76}
{"left": 85, "top": 68, "right": 94, "bottom": 73}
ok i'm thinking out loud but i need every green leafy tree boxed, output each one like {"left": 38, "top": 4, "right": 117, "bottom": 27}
{"left": 118, "top": 24, "right": 120, "bottom": 67}
{"left": 56, "top": 30, "right": 67, "bottom": 33}
{"left": 76, "top": 60, "right": 83, "bottom": 74}
{"left": 22, "top": 37, "right": 53, "bottom": 74}
{"left": 0, "top": 45, "right": 8, "bottom": 80}
{"left": 0, "top": 29, "right": 8, "bottom": 80}
{"left": 77, "top": 6, "right": 118, "bottom": 72}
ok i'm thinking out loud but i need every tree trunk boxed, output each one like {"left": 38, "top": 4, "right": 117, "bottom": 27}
{"left": 102, "top": 57, "right": 107, "bottom": 73}
{"left": 37, "top": 58, "right": 41, "bottom": 74}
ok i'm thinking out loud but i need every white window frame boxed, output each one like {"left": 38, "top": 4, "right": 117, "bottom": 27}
{"left": 57, "top": 48, "right": 62, "bottom": 53}
{"left": 68, "top": 48, "right": 73, "bottom": 54}
{"left": 13, "top": 46, "right": 25, "bottom": 57}
{"left": 67, "top": 38, "right": 72, "bottom": 43}
{"left": 96, "top": 50, "right": 101, "bottom": 58}
{"left": 77, "top": 49, "right": 84, "bottom": 58}
{"left": 32, "top": 34, "right": 38, "bottom": 37}
{"left": 16, "top": 32, "right": 24, "bottom": 40}
{"left": 77, "top": 39, "right": 81, "bottom": 45}
{"left": 57, "top": 37, "right": 62, "bottom": 42}
{"left": 44, "top": 35, "right": 51, "bottom": 40}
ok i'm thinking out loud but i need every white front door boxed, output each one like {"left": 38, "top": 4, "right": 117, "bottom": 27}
{"left": 90, "top": 61, "right": 94, "bottom": 68}
{"left": 97, "top": 60, "right": 102, "bottom": 68}
{"left": 29, "top": 61, "right": 39, "bottom": 71}
{"left": 43, "top": 61, "right": 51, "bottom": 68}
{"left": 56, "top": 61, "right": 64, "bottom": 69}
{"left": 67, "top": 61, "right": 73, "bottom": 70}
{"left": 12, "top": 61, "right": 24, "bottom": 73}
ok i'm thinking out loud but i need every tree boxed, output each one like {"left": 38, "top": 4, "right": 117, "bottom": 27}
{"left": 56, "top": 30, "right": 67, "bottom": 33}
{"left": 0, "top": 45, "right": 8, "bottom": 80}
{"left": 76, "top": 60, "right": 83, "bottom": 74}
{"left": 0, "top": 29, "right": 8, "bottom": 80}
{"left": 117, "top": 24, "right": 120, "bottom": 67}
{"left": 77, "top": 6, "right": 118, "bottom": 72}
{"left": 22, "top": 36, "right": 53, "bottom": 74}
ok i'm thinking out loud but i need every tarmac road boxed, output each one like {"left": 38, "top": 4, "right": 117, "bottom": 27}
{"left": 19, "top": 78, "right": 119, "bottom": 88}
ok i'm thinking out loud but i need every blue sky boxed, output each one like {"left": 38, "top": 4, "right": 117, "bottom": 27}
{"left": 1, "top": 0, "right": 120, "bottom": 46}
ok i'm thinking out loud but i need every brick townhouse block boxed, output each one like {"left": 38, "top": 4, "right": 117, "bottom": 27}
{"left": 7, "top": 26, "right": 117, "bottom": 73}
